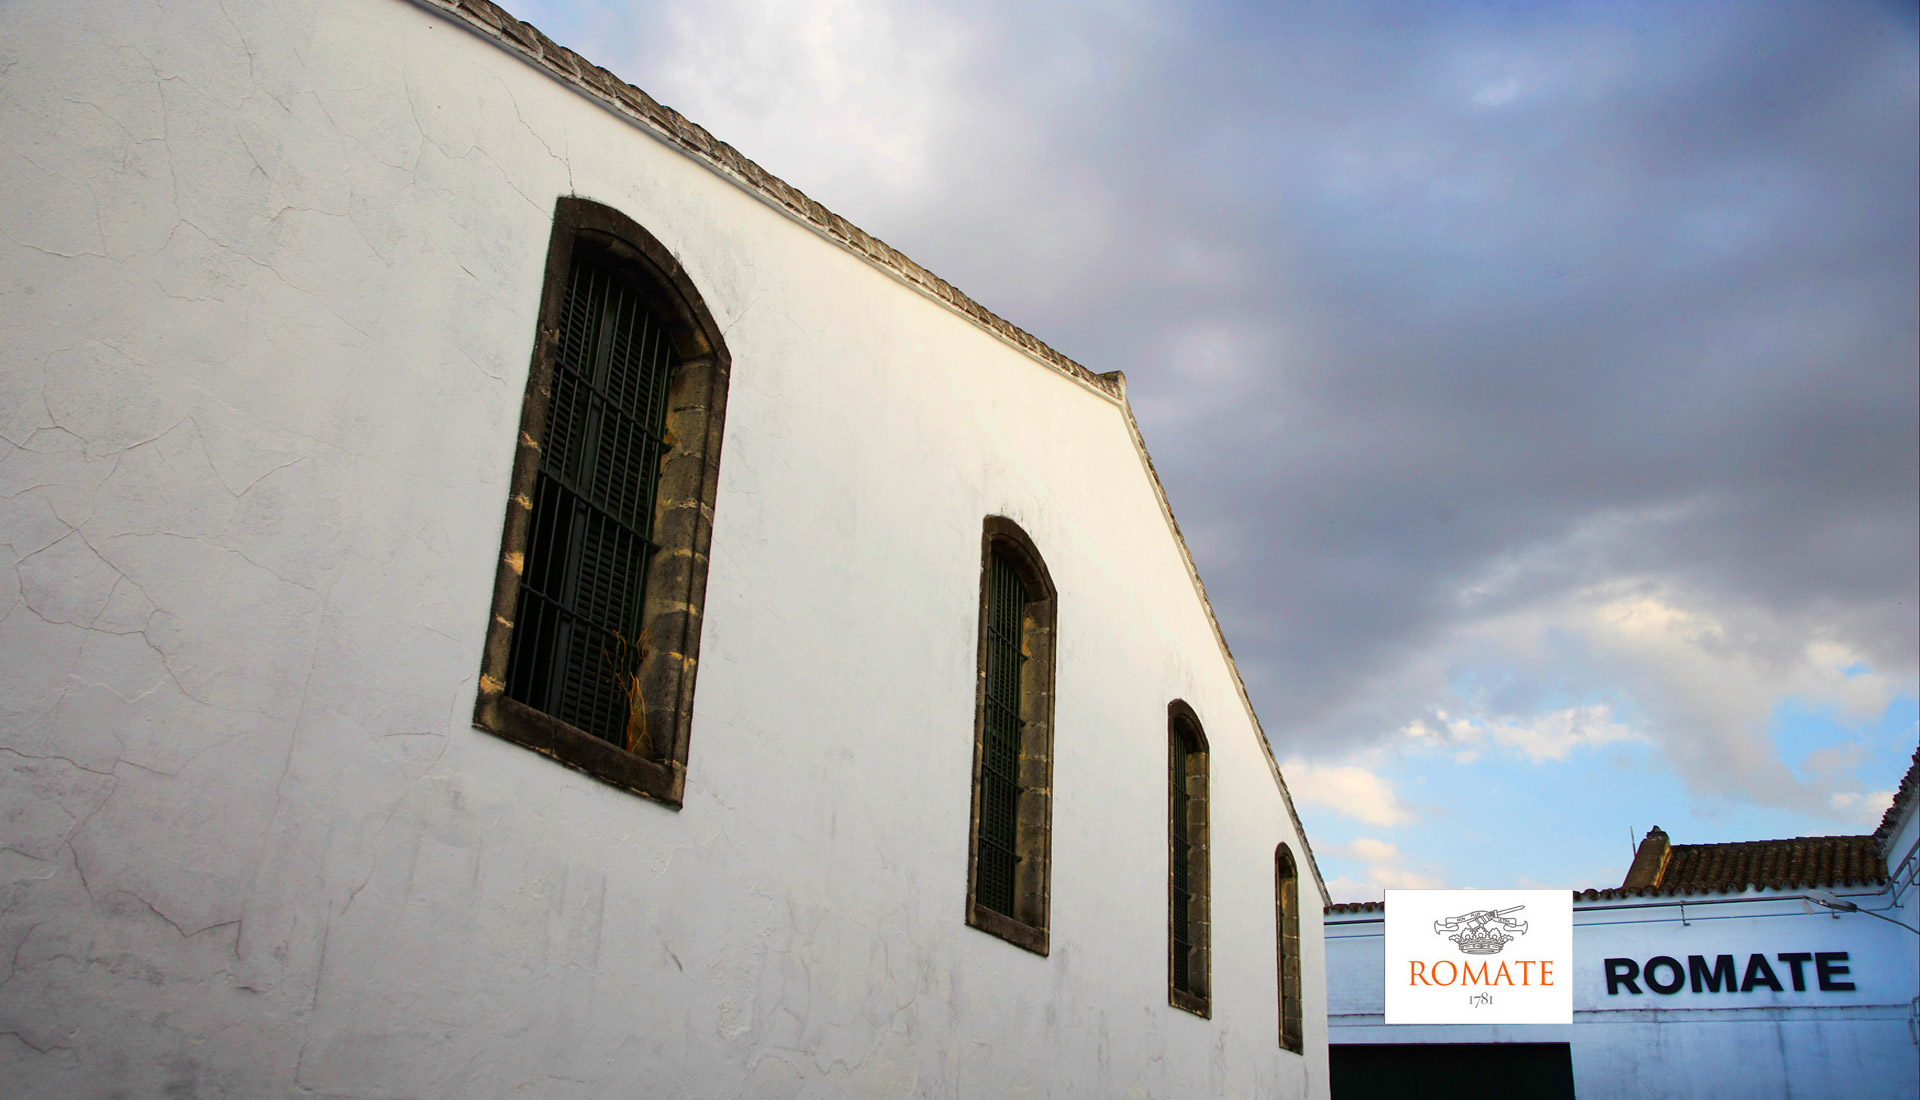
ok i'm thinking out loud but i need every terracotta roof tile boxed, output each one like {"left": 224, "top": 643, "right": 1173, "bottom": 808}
{"left": 1660, "top": 835, "right": 1884, "bottom": 891}
{"left": 1872, "top": 745, "right": 1919, "bottom": 856}
{"left": 1588, "top": 827, "right": 1889, "bottom": 901}
{"left": 1325, "top": 901, "right": 1385, "bottom": 915}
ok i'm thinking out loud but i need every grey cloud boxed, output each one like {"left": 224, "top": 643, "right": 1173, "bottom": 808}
{"left": 516, "top": 0, "right": 1917, "bottom": 802}
{"left": 1094, "top": 3, "right": 1916, "bottom": 747}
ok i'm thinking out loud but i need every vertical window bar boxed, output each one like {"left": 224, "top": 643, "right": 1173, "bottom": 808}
{"left": 1171, "top": 732, "right": 1192, "bottom": 993}
{"left": 977, "top": 551, "right": 1027, "bottom": 917}
{"left": 507, "top": 253, "right": 678, "bottom": 748}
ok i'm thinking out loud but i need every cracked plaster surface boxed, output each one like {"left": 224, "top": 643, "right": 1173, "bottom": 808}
{"left": 0, "top": 1, "right": 534, "bottom": 1093}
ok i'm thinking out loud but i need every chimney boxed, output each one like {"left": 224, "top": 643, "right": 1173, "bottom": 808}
{"left": 1622, "top": 826, "right": 1671, "bottom": 889}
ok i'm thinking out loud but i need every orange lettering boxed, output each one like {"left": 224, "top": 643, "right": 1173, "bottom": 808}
{"left": 1460, "top": 960, "right": 1488, "bottom": 986}
{"left": 1541, "top": 960, "right": 1554, "bottom": 986}
{"left": 1410, "top": 961, "right": 1428, "bottom": 986}
{"left": 1434, "top": 960, "right": 1457, "bottom": 986}
{"left": 1517, "top": 961, "right": 1532, "bottom": 985}
{"left": 1495, "top": 961, "right": 1513, "bottom": 986}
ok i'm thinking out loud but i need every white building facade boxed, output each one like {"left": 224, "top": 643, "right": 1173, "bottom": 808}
{"left": 1324, "top": 753, "right": 1920, "bottom": 1100}
{"left": 0, "top": 1, "right": 1330, "bottom": 1096}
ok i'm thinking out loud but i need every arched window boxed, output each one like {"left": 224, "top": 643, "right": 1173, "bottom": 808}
{"left": 1276, "top": 843, "right": 1303, "bottom": 1052}
{"left": 475, "top": 197, "right": 731, "bottom": 809}
{"left": 966, "top": 516, "right": 1056, "bottom": 955}
{"left": 1168, "top": 701, "right": 1210, "bottom": 1016}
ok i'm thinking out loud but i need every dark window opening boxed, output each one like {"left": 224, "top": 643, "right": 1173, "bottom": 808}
{"left": 975, "top": 549, "right": 1027, "bottom": 917}
{"left": 1172, "top": 733, "right": 1194, "bottom": 987}
{"left": 965, "top": 516, "right": 1056, "bottom": 955}
{"left": 1168, "top": 701, "right": 1210, "bottom": 1016}
{"left": 1277, "top": 844, "right": 1303, "bottom": 1052}
{"left": 475, "top": 197, "right": 732, "bottom": 809}
{"left": 506, "top": 255, "right": 676, "bottom": 752}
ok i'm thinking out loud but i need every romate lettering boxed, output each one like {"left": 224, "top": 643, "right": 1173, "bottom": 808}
{"left": 1688, "top": 954, "right": 1737, "bottom": 994}
{"left": 1740, "top": 954, "right": 1782, "bottom": 993}
{"left": 1643, "top": 956, "right": 1685, "bottom": 994}
{"left": 1776, "top": 952, "right": 1812, "bottom": 992}
{"left": 1814, "top": 952, "right": 1854, "bottom": 992}
{"left": 1605, "top": 958, "right": 1640, "bottom": 994}
{"left": 1601, "top": 952, "right": 1855, "bottom": 996}
{"left": 1407, "top": 959, "right": 1554, "bottom": 986}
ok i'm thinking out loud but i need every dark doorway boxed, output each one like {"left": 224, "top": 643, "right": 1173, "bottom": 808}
{"left": 1331, "top": 1043, "right": 1575, "bottom": 1100}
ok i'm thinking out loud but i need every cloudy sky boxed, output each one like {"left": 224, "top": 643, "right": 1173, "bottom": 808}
{"left": 506, "top": 0, "right": 1918, "bottom": 899}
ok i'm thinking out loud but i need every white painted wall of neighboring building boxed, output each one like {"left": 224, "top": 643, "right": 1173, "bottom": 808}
{"left": 0, "top": 1, "right": 1328, "bottom": 1096}
{"left": 1327, "top": 821, "right": 1920, "bottom": 1099}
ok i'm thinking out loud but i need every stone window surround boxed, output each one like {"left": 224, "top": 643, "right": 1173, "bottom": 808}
{"left": 1168, "top": 699, "right": 1211, "bottom": 1018}
{"left": 965, "top": 516, "right": 1058, "bottom": 956}
{"left": 1277, "top": 842, "right": 1303, "bottom": 1052}
{"left": 474, "top": 196, "right": 731, "bottom": 809}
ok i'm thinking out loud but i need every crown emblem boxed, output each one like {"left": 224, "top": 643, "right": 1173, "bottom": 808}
{"left": 1433, "top": 905, "right": 1528, "bottom": 955}
{"left": 1449, "top": 928, "right": 1514, "bottom": 954}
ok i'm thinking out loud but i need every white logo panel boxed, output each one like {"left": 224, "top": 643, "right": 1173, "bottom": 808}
{"left": 1385, "top": 889, "right": 1573, "bottom": 1024}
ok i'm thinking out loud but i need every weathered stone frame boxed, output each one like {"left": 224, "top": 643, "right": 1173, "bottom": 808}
{"left": 964, "top": 516, "right": 1057, "bottom": 955}
{"left": 1276, "top": 843, "right": 1303, "bottom": 1052}
{"left": 474, "top": 196, "right": 731, "bottom": 809}
{"left": 1168, "top": 700, "right": 1211, "bottom": 1017}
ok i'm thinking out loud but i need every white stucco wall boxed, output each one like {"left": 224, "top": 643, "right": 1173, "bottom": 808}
{"left": 1327, "top": 878, "right": 1920, "bottom": 1100}
{"left": 0, "top": 1, "right": 1328, "bottom": 1096}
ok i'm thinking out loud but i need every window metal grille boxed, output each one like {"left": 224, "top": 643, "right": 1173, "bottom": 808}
{"left": 506, "top": 255, "right": 676, "bottom": 749}
{"left": 1171, "top": 733, "right": 1194, "bottom": 993}
{"left": 976, "top": 550, "right": 1027, "bottom": 917}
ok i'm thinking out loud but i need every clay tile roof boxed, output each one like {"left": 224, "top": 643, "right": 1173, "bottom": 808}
{"left": 1657, "top": 835, "right": 1885, "bottom": 892}
{"left": 1578, "top": 829, "right": 1888, "bottom": 901}
{"left": 1325, "top": 900, "right": 1385, "bottom": 915}
{"left": 1872, "top": 744, "right": 1920, "bottom": 856}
